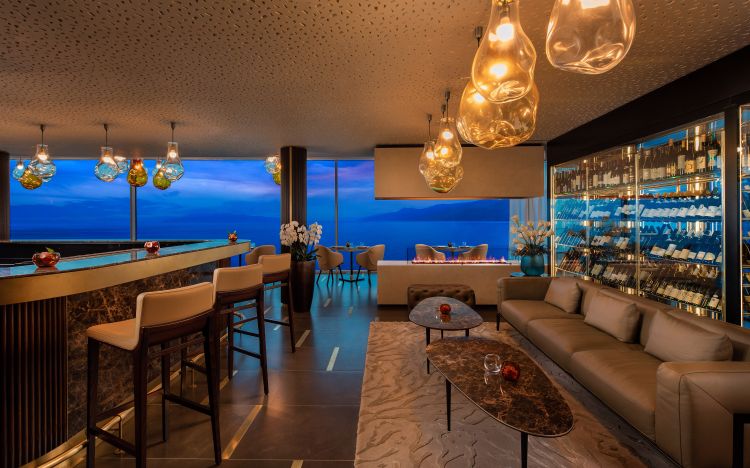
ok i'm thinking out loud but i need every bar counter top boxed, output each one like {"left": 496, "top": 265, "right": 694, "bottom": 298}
{"left": 0, "top": 240, "right": 250, "bottom": 305}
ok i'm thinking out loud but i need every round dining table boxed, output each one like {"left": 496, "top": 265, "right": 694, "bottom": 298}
{"left": 331, "top": 245, "right": 369, "bottom": 282}
{"left": 430, "top": 245, "right": 473, "bottom": 259}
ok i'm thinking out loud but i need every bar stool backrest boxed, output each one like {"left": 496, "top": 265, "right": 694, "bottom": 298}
{"left": 137, "top": 282, "right": 215, "bottom": 328}
{"left": 213, "top": 264, "right": 263, "bottom": 293}
{"left": 258, "top": 253, "right": 292, "bottom": 274}
{"left": 246, "top": 245, "right": 277, "bottom": 265}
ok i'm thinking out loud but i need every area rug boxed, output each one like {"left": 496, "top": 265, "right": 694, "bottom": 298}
{"left": 355, "top": 322, "right": 675, "bottom": 468}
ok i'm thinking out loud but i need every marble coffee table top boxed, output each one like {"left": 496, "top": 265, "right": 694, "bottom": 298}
{"left": 427, "top": 337, "right": 574, "bottom": 438}
{"left": 409, "top": 296, "right": 483, "bottom": 331}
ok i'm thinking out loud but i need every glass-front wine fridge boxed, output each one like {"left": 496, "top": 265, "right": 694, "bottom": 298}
{"left": 551, "top": 114, "right": 726, "bottom": 321}
{"left": 741, "top": 104, "right": 750, "bottom": 327}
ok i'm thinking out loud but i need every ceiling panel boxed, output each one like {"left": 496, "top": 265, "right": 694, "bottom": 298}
{"left": 0, "top": 0, "right": 749, "bottom": 159}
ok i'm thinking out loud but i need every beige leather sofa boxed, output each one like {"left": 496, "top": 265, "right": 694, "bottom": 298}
{"left": 497, "top": 276, "right": 750, "bottom": 468}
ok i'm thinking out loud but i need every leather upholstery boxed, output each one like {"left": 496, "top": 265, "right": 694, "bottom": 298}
{"left": 258, "top": 253, "right": 291, "bottom": 274}
{"left": 571, "top": 349, "right": 661, "bottom": 439}
{"left": 407, "top": 284, "right": 475, "bottom": 311}
{"left": 86, "top": 282, "right": 215, "bottom": 350}
{"left": 415, "top": 244, "right": 446, "bottom": 261}
{"left": 457, "top": 244, "right": 488, "bottom": 261}
{"left": 666, "top": 309, "right": 750, "bottom": 361}
{"left": 317, "top": 245, "right": 344, "bottom": 271}
{"left": 497, "top": 277, "right": 552, "bottom": 304}
{"left": 501, "top": 300, "right": 581, "bottom": 335}
{"left": 598, "top": 288, "right": 669, "bottom": 346}
{"left": 356, "top": 244, "right": 385, "bottom": 271}
{"left": 543, "top": 278, "right": 582, "bottom": 313}
{"left": 245, "top": 245, "right": 276, "bottom": 265}
{"left": 213, "top": 264, "right": 263, "bottom": 293}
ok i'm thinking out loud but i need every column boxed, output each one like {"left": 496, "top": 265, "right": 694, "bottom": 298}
{"left": 280, "top": 146, "right": 307, "bottom": 226}
{"left": 0, "top": 151, "right": 10, "bottom": 240}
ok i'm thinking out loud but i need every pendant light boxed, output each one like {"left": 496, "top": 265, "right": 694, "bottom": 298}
{"left": 19, "top": 168, "right": 43, "bottom": 190}
{"left": 161, "top": 121, "right": 184, "bottom": 181}
{"left": 127, "top": 158, "right": 148, "bottom": 187}
{"left": 152, "top": 165, "right": 171, "bottom": 190}
{"left": 423, "top": 163, "right": 464, "bottom": 194}
{"left": 94, "top": 124, "right": 120, "bottom": 182}
{"left": 546, "top": 0, "right": 636, "bottom": 74}
{"left": 115, "top": 155, "right": 129, "bottom": 174}
{"left": 11, "top": 158, "right": 26, "bottom": 180}
{"left": 418, "top": 114, "right": 436, "bottom": 176}
{"left": 28, "top": 124, "right": 56, "bottom": 182}
{"left": 433, "top": 92, "right": 462, "bottom": 168}
{"left": 471, "top": 0, "right": 536, "bottom": 103}
{"left": 265, "top": 154, "right": 281, "bottom": 185}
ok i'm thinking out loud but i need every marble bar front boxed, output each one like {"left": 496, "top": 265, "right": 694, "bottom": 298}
{"left": 0, "top": 240, "right": 250, "bottom": 467}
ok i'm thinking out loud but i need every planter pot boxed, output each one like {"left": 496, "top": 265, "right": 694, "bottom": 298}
{"left": 520, "top": 254, "right": 545, "bottom": 277}
{"left": 290, "top": 259, "right": 316, "bottom": 313}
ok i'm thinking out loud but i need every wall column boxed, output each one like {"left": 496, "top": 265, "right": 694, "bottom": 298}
{"left": 280, "top": 146, "right": 307, "bottom": 227}
{"left": 0, "top": 151, "right": 10, "bottom": 240}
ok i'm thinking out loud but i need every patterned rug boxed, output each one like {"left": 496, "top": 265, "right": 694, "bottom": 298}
{"left": 355, "top": 322, "right": 676, "bottom": 468}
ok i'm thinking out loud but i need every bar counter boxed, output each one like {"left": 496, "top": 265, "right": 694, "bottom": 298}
{"left": 0, "top": 240, "right": 250, "bottom": 467}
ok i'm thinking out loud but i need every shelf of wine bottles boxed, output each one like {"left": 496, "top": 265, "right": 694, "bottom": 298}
{"left": 740, "top": 104, "right": 750, "bottom": 327}
{"left": 551, "top": 115, "right": 726, "bottom": 320}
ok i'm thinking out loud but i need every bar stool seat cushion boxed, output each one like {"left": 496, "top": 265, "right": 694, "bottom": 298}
{"left": 87, "top": 319, "right": 138, "bottom": 350}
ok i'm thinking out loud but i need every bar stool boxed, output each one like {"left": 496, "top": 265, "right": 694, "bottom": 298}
{"left": 213, "top": 264, "right": 269, "bottom": 394}
{"left": 258, "top": 253, "right": 296, "bottom": 353}
{"left": 85, "top": 283, "right": 221, "bottom": 467}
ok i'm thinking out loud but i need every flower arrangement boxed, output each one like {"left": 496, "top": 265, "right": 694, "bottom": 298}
{"left": 280, "top": 221, "right": 323, "bottom": 261}
{"left": 511, "top": 215, "right": 552, "bottom": 256}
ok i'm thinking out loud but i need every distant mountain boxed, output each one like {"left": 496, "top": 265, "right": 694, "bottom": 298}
{"left": 361, "top": 200, "right": 509, "bottom": 222}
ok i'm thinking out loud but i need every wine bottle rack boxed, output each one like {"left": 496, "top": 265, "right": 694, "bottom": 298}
{"left": 740, "top": 104, "right": 750, "bottom": 327}
{"left": 551, "top": 115, "right": 726, "bottom": 321}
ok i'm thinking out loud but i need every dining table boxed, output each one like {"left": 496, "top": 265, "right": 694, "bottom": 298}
{"left": 430, "top": 245, "right": 473, "bottom": 259}
{"left": 331, "top": 245, "right": 369, "bottom": 282}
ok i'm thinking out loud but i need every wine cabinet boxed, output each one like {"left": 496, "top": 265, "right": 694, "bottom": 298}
{"left": 741, "top": 104, "right": 750, "bottom": 327}
{"left": 551, "top": 114, "right": 726, "bottom": 321}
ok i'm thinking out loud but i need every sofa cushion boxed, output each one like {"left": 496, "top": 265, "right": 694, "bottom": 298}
{"left": 666, "top": 310, "right": 750, "bottom": 361}
{"left": 584, "top": 293, "right": 639, "bottom": 343}
{"left": 598, "top": 289, "right": 669, "bottom": 347}
{"left": 526, "top": 318, "right": 639, "bottom": 372}
{"left": 576, "top": 280, "right": 605, "bottom": 316}
{"left": 644, "top": 312, "right": 733, "bottom": 362}
{"left": 544, "top": 278, "right": 581, "bottom": 314}
{"left": 501, "top": 300, "right": 581, "bottom": 335}
{"left": 570, "top": 349, "right": 661, "bottom": 439}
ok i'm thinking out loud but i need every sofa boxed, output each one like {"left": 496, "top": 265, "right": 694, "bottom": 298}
{"left": 497, "top": 276, "right": 750, "bottom": 468}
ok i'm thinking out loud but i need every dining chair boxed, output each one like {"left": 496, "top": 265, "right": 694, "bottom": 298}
{"left": 458, "top": 244, "right": 488, "bottom": 261}
{"left": 317, "top": 245, "right": 344, "bottom": 285}
{"left": 355, "top": 244, "right": 385, "bottom": 285}
{"left": 415, "top": 244, "right": 446, "bottom": 261}
{"left": 245, "top": 245, "right": 276, "bottom": 265}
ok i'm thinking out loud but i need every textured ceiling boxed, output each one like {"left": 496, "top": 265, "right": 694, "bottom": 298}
{"left": 1, "top": 0, "right": 749, "bottom": 159}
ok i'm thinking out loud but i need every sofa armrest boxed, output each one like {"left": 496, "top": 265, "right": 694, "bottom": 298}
{"left": 656, "top": 361, "right": 750, "bottom": 468}
{"left": 496, "top": 277, "right": 551, "bottom": 310}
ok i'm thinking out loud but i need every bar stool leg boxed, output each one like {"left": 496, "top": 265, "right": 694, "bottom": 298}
{"left": 179, "top": 341, "right": 188, "bottom": 397}
{"left": 133, "top": 348, "right": 148, "bottom": 468}
{"left": 160, "top": 342, "right": 170, "bottom": 442}
{"left": 257, "top": 294, "right": 269, "bottom": 394}
{"left": 203, "top": 324, "right": 222, "bottom": 466}
{"left": 227, "top": 312, "right": 235, "bottom": 380}
{"left": 86, "top": 338, "right": 100, "bottom": 467}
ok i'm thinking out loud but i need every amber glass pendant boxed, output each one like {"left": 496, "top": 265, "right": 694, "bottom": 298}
{"left": 127, "top": 159, "right": 148, "bottom": 187}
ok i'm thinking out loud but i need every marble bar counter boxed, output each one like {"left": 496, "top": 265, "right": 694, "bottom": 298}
{"left": 0, "top": 240, "right": 250, "bottom": 467}
{"left": 377, "top": 260, "right": 521, "bottom": 306}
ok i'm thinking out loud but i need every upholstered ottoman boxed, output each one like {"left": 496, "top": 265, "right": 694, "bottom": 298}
{"left": 407, "top": 284, "right": 476, "bottom": 311}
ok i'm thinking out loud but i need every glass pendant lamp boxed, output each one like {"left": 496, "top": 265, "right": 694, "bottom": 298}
{"left": 162, "top": 122, "right": 184, "bottom": 181}
{"left": 19, "top": 168, "right": 43, "bottom": 190}
{"left": 127, "top": 158, "right": 148, "bottom": 187}
{"left": 433, "top": 93, "right": 463, "bottom": 167}
{"left": 472, "top": 0, "right": 536, "bottom": 103}
{"left": 94, "top": 124, "right": 120, "bottom": 182}
{"left": 151, "top": 159, "right": 163, "bottom": 176}
{"left": 418, "top": 114, "right": 436, "bottom": 176}
{"left": 265, "top": 154, "right": 281, "bottom": 185}
{"left": 457, "top": 80, "right": 539, "bottom": 148}
{"left": 152, "top": 166, "right": 171, "bottom": 190}
{"left": 115, "top": 155, "right": 129, "bottom": 174}
{"left": 546, "top": 0, "right": 636, "bottom": 74}
{"left": 28, "top": 125, "right": 56, "bottom": 182}
{"left": 12, "top": 158, "right": 26, "bottom": 180}
{"left": 423, "top": 163, "right": 464, "bottom": 194}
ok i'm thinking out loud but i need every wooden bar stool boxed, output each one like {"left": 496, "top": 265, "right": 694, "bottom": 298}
{"left": 256, "top": 253, "right": 296, "bottom": 353}
{"left": 85, "top": 283, "right": 221, "bottom": 467}
{"left": 213, "top": 264, "right": 269, "bottom": 394}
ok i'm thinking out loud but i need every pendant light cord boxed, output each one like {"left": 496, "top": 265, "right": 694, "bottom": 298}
{"left": 170, "top": 121, "right": 176, "bottom": 141}
{"left": 40, "top": 124, "right": 45, "bottom": 145}
{"left": 103, "top": 123, "right": 109, "bottom": 146}
{"left": 426, "top": 113, "right": 432, "bottom": 140}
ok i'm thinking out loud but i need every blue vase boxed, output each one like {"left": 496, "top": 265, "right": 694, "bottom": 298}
{"left": 520, "top": 254, "right": 545, "bottom": 276}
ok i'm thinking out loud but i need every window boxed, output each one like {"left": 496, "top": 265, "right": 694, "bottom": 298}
{"left": 137, "top": 160, "right": 281, "bottom": 248}
{"left": 306, "top": 160, "right": 337, "bottom": 244}
{"left": 336, "top": 160, "right": 510, "bottom": 260}
{"left": 9, "top": 160, "right": 131, "bottom": 240}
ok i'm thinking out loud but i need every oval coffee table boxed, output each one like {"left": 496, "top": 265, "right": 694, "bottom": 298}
{"left": 427, "top": 337, "right": 573, "bottom": 468}
{"left": 409, "top": 296, "right": 483, "bottom": 373}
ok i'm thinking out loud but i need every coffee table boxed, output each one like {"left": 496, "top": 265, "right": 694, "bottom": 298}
{"left": 409, "top": 296, "right": 483, "bottom": 373}
{"left": 427, "top": 337, "right": 573, "bottom": 468}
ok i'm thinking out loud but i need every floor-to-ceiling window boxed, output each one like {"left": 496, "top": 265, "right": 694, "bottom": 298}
{"left": 9, "top": 159, "right": 131, "bottom": 239}
{"left": 306, "top": 160, "right": 337, "bottom": 245}
{"left": 137, "top": 160, "right": 280, "bottom": 247}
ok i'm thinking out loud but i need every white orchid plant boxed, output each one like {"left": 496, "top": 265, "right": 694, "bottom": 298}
{"left": 511, "top": 215, "right": 552, "bottom": 256}
{"left": 280, "top": 221, "right": 323, "bottom": 261}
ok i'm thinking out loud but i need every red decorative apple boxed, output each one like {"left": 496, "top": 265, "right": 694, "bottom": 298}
{"left": 439, "top": 303, "right": 452, "bottom": 314}
{"left": 501, "top": 361, "right": 521, "bottom": 382}
{"left": 144, "top": 241, "right": 160, "bottom": 254}
{"left": 32, "top": 247, "right": 61, "bottom": 267}
{"left": 228, "top": 231, "right": 238, "bottom": 243}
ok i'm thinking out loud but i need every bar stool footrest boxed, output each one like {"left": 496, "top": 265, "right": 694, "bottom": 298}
{"left": 233, "top": 328, "right": 259, "bottom": 338}
{"left": 230, "top": 346, "right": 261, "bottom": 360}
{"left": 164, "top": 393, "right": 212, "bottom": 416}
{"left": 90, "top": 426, "right": 136, "bottom": 455}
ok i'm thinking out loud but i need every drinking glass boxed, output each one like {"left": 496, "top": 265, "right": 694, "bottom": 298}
{"left": 483, "top": 354, "right": 501, "bottom": 374}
